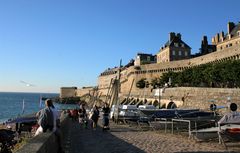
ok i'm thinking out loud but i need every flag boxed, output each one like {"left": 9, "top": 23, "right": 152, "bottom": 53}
{"left": 22, "top": 99, "right": 25, "bottom": 114}
{"left": 39, "top": 96, "right": 42, "bottom": 108}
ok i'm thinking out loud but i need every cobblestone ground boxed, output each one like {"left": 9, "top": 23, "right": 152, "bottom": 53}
{"left": 64, "top": 120, "right": 240, "bottom": 153}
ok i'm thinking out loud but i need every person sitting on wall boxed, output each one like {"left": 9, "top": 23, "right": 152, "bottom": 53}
{"left": 218, "top": 103, "right": 240, "bottom": 125}
{"left": 34, "top": 99, "right": 54, "bottom": 136}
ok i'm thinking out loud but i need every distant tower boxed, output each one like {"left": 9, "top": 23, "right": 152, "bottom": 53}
{"left": 200, "top": 36, "right": 216, "bottom": 55}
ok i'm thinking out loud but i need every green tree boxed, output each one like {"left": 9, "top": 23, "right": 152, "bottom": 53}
{"left": 136, "top": 78, "right": 148, "bottom": 89}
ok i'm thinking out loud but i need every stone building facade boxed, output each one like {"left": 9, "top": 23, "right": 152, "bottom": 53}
{"left": 200, "top": 36, "right": 216, "bottom": 55}
{"left": 156, "top": 32, "right": 191, "bottom": 63}
{"left": 212, "top": 22, "right": 240, "bottom": 51}
{"left": 134, "top": 53, "right": 156, "bottom": 66}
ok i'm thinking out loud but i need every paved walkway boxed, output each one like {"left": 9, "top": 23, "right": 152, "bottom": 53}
{"left": 64, "top": 120, "right": 239, "bottom": 153}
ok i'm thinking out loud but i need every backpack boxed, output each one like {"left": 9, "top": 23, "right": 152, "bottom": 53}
{"left": 38, "top": 107, "right": 54, "bottom": 132}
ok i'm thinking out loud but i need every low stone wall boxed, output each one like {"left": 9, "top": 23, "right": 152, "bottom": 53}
{"left": 159, "top": 87, "right": 240, "bottom": 112}
{"left": 121, "top": 87, "right": 240, "bottom": 112}
{"left": 16, "top": 113, "right": 70, "bottom": 153}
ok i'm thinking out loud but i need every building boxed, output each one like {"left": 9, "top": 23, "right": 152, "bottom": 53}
{"left": 60, "top": 86, "right": 95, "bottom": 98}
{"left": 98, "top": 22, "right": 240, "bottom": 98}
{"left": 60, "top": 87, "right": 77, "bottom": 98}
{"left": 157, "top": 32, "right": 191, "bottom": 63}
{"left": 212, "top": 22, "right": 240, "bottom": 51}
{"left": 200, "top": 36, "right": 216, "bottom": 55}
{"left": 134, "top": 53, "right": 156, "bottom": 66}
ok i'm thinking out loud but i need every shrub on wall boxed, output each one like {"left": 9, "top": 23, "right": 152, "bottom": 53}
{"left": 157, "top": 60, "right": 240, "bottom": 88}
{"left": 136, "top": 78, "right": 149, "bottom": 89}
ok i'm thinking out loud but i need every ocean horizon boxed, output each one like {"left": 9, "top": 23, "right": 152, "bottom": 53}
{"left": 0, "top": 92, "right": 78, "bottom": 123}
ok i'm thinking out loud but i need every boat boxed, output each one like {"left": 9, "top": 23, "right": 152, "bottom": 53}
{"left": 117, "top": 105, "right": 139, "bottom": 122}
{"left": 192, "top": 124, "right": 240, "bottom": 141}
{"left": 5, "top": 114, "right": 37, "bottom": 133}
{"left": 139, "top": 108, "right": 200, "bottom": 118}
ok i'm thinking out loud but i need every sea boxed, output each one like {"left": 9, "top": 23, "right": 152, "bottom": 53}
{"left": 0, "top": 92, "right": 79, "bottom": 123}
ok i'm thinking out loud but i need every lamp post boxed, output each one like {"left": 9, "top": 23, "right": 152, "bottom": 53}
{"left": 158, "top": 87, "right": 161, "bottom": 109}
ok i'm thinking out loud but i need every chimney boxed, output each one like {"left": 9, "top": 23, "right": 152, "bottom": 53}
{"left": 202, "top": 36, "right": 208, "bottom": 45}
{"left": 169, "top": 32, "right": 175, "bottom": 41}
{"left": 227, "top": 22, "right": 235, "bottom": 34}
{"left": 176, "top": 33, "right": 181, "bottom": 40}
{"left": 212, "top": 37, "right": 215, "bottom": 45}
{"left": 201, "top": 36, "right": 208, "bottom": 54}
{"left": 214, "top": 33, "right": 219, "bottom": 44}
{"left": 219, "top": 31, "right": 224, "bottom": 42}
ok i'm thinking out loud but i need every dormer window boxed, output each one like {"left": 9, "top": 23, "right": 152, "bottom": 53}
{"left": 181, "top": 43, "right": 185, "bottom": 47}
{"left": 174, "top": 43, "right": 179, "bottom": 47}
{"left": 179, "top": 50, "right": 182, "bottom": 56}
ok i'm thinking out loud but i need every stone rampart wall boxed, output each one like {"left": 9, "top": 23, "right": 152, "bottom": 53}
{"left": 76, "top": 87, "right": 93, "bottom": 97}
{"left": 153, "top": 87, "right": 239, "bottom": 111}
{"left": 101, "top": 45, "right": 240, "bottom": 96}
{"left": 120, "top": 87, "right": 240, "bottom": 113}
{"left": 16, "top": 114, "right": 70, "bottom": 153}
{"left": 60, "top": 88, "right": 76, "bottom": 98}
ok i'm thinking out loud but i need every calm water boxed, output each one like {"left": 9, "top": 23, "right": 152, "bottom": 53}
{"left": 0, "top": 92, "right": 78, "bottom": 123}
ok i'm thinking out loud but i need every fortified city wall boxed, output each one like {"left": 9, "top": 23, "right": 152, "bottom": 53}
{"left": 75, "top": 87, "right": 94, "bottom": 97}
{"left": 97, "top": 44, "right": 240, "bottom": 109}
{"left": 60, "top": 87, "right": 77, "bottom": 98}
{"left": 98, "top": 44, "right": 240, "bottom": 96}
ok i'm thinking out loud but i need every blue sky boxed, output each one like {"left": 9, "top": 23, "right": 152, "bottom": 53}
{"left": 0, "top": 0, "right": 239, "bottom": 93}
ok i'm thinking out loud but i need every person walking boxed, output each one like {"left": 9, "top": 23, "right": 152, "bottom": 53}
{"left": 78, "top": 104, "right": 87, "bottom": 128}
{"left": 218, "top": 103, "right": 240, "bottom": 125}
{"left": 102, "top": 103, "right": 110, "bottom": 131}
{"left": 91, "top": 105, "right": 99, "bottom": 130}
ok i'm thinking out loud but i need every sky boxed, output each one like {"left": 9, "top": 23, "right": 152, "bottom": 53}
{"left": 0, "top": 0, "right": 239, "bottom": 93}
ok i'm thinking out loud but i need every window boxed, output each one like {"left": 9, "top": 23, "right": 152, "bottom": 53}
{"left": 179, "top": 50, "right": 182, "bottom": 56}
{"left": 172, "top": 50, "right": 175, "bottom": 55}
{"left": 181, "top": 43, "right": 185, "bottom": 47}
{"left": 147, "top": 56, "right": 151, "bottom": 61}
{"left": 226, "top": 43, "right": 233, "bottom": 48}
{"left": 174, "top": 43, "right": 179, "bottom": 47}
{"left": 185, "top": 51, "right": 188, "bottom": 56}
{"left": 238, "top": 31, "right": 240, "bottom": 36}
{"left": 228, "top": 34, "right": 231, "bottom": 39}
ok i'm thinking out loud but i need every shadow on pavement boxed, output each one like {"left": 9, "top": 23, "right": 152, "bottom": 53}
{"left": 67, "top": 121, "right": 145, "bottom": 153}
{"left": 174, "top": 151, "right": 237, "bottom": 153}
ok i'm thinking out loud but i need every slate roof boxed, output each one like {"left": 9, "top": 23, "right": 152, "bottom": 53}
{"left": 229, "top": 23, "right": 240, "bottom": 37}
{"left": 164, "top": 37, "right": 191, "bottom": 49}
